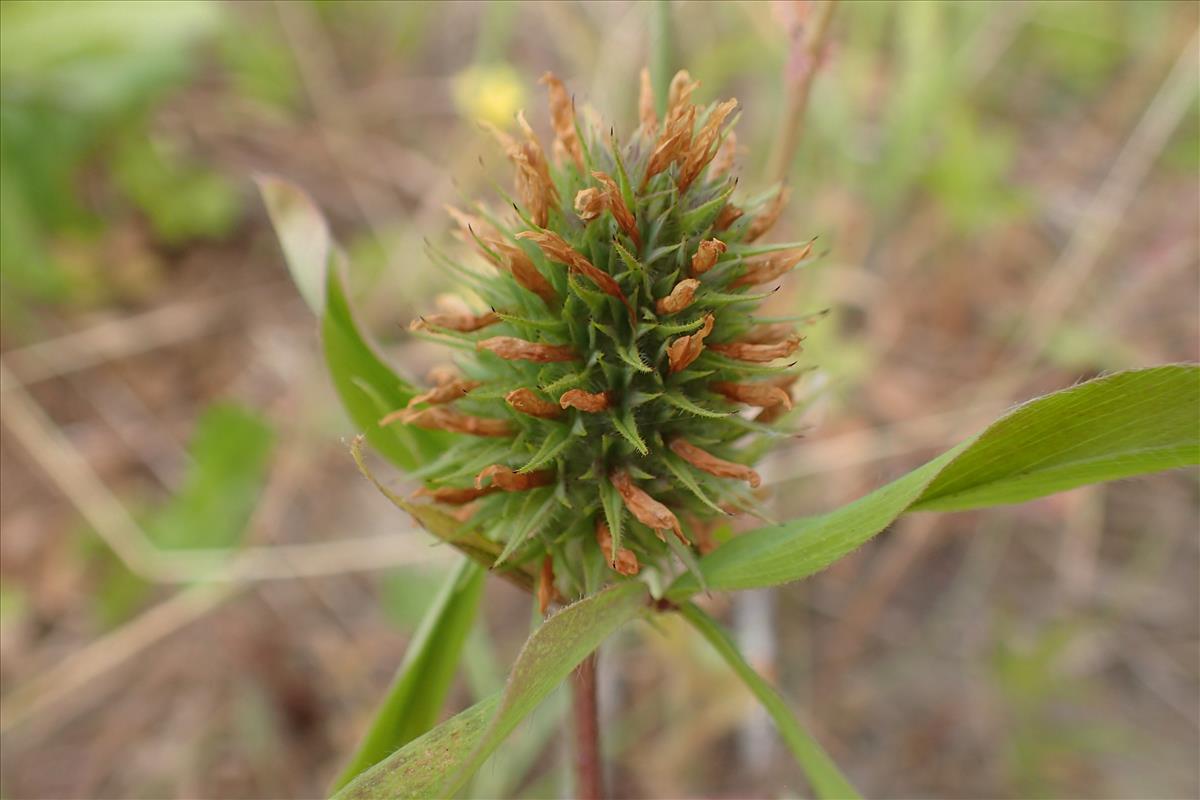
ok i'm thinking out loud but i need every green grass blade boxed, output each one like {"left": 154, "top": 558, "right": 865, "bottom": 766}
{"left": 439, "top": 580, "right": 647, "bottom": 796}
{"left": 330, "top": 558, "right": 486, "bottom": 793}
{"left": 258, "top": 175, "right": 453, "bottom": 471}
{"left": 680, "top": 603, "right": 861, "bottom": 800}
{"left": 669, "top": 365, "right": 1200, "bottom": 598}
{"left": 336, "top": 582, "right": 647, "bottom": 799}
{"left": 333, "top": 694, "right": 500, "bottom": 800}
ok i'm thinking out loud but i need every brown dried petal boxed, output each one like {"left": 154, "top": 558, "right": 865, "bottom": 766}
{"left": 478, "top": 336, "right": 578, "bottom": 363}
{"left": 559, "top": 389, "right": 612, "bottom": 413}
{"left": 709, "top": 380, "right": 794, "bottom": 410}
{"left": 494, "top": 241, "right": 557, "bottom": 306}
{"left": 596, "top": 519, "right": 640, "bottom": 576}
{"left": 610, "top": 468, "right": 685, "bottom": 542}
{"left": 690, "top": 238, "right": 727, "bottom": 276}
{"left": 753, "top": 373, "right": 803, "bottom": 423}
{"left": 487, "top": 115, "right": 557, "bottom": 227}
{"left": 667, "top": 313, "right": 714, "bottom": 373}
{"left": 538, "top": 555, "right": 554, "bottom": 616}
{"left": 407, "top": 378, "right": 482, "bottom": 407}
{"left": 574, "top": 187, "right": 604, "bottom": 222}
{"left": 656, "top": 278, "right": 700, "bottom": 315}
{"left": 414, "top": 485, "right": 498, "bottom": 505}
{"left": 641, "top": 105, "right": 695, "bottom": 189}
{"left": 387, "top": 406, "right": 512, "bottom": 437}
{"left": 639, "top": 67, "right": 657, "bottom": 135}
{"left": 744, "top": 186, "right": 791, "bottom": 243}
{"left": 592, "top": 171, "right": 640, "bottom": 249}
{"left": 669, "top": 437, "right": 761, "bottom": 488}
{"left": 505, "top": 388, "right": 564, "bottom": 419}
{"left": 678, "top": 98, "right": 737, "bottom": 193}
{"left": 730, "top": 241, "right": 814, "bottom": 289}
{"left": 516, "top": 230, "right": 633, "bottom": 320}
{"left": 665, "top": 70, "right": 700, "bottom": 127}
{"left": 410, "top": 310, "right": 500, "bottom": 333}
{"left": 708, "top": 336, "right": 803, "bottom": 363}
{"left": 475, "top": 464, "right": 555, "bottom": 492}
{"left": 713, "top": 203, "right": 744, "bottom": 232}
{"left": 540, "top": 72, "right": 584, "bottom": 171}
{"left": 427, "top": 365, "right": 460, "bottom": 386}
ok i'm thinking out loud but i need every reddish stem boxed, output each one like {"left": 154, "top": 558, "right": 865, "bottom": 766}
{"left": 571, "top": 653, "right": 604, "bottom": 800}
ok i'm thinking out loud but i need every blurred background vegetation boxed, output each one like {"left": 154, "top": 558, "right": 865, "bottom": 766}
{"left": 0, "top": 1, "right": 1196, "bottom": 798}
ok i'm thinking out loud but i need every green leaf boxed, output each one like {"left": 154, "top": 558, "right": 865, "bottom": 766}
{"left": 256, "top": 174, "right": 329, "bottom": 315}
{"left": 680, "top": 603, "right": 861, "bottom": 800}
{"left": 333, "top": 694, "right": 500, "bottom": 800}
{"left": 336, "top": 581, "right": 648, "bottom": 799}
{"left": 330, "top": 559, "right": 486, "bottom": 793}
{"left": 670, "top": 366, "right": 1200, "bottom": 598}
{"left": 257, "top": 175, "right": 452, "bottom": 472}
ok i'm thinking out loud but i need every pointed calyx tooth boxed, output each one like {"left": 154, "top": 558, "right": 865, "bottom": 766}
{"left": 540, "top": 72, "right": 584, "bottom": 171}
{"left": 743, "top": 186, "right": 791, "bottom": 243}
{"left": 678, "top": 98, "right": 738, "bottom": 193}
{"left": 445, "top": 204, "right": 503, "bottom": 263}
{"left": 493, "top": 240, "right": 557, "bottom": 306}
{"left": 667, "top": 313, "right": 715, "bottom": 373}
{"left": 669, "top": 437, "right": 762, "bottom": 489}
{"left": 609, "top": 468, "right": 686, "bottom": 543}
{"left": 730, "top": 241, "right": 814, "bottom": 288}
{"left": 591, "top": 171, "right": 641, "bottom": 249}
{"left": 709, "top": 130, "right": 737, "bottom": 178}
{"left": 474, "top": 464, "right": 555, "bottom": 491}
{"left": 656, "top": 279, "right": 700, "bottom": 315}
{"left": 385, "top": 406, "right": 512, "bottom": 437}
{"left": 409, "top": 310, "right": 500, "bottom": 333}
{"left": 690, "top": 238, "right": 727, "bottom": 276}
{"left": 638, "top": 67, "right": 657, "bottom": 136}
{"left": 710, "top": 380, "right": 794, "bottom": 410}
{"left": 414, "top": 484, "right": 498, "bottom": 505}
{"left": 505, "top": 388, "right": 564, "bottom": 419}
{"left": 596, "top": 518, "right": 639, "bottom": 576}
{"left": 485, "top": 112, "right": 557, "bottom": 227}
{"left": 713, "top": 203, "right": 744, "bottom": 232}
{"left": 559, "top": 388, "right": 612, "bottom": 413}
{"left": 407, "top": 378, "right": 482, "bottom": 408}
{"left": 538, "top": 555, "right": 555, "bottom": 616}
{"left": 478, "top": 336, "right": 578, "bottom": 363}
{"left": 709, "top": 335, "right": 803, "bottom": 363}
{"left": 516, "top": 230, "right": 634, "bottom": 320}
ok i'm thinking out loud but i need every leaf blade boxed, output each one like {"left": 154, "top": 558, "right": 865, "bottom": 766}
{"left": 680, "top": 603, "right": 861, "bottom": 800}
{"left": 330, "top": 558, "right": 486, "bottom": 793}
{"left": 669, "top": 365, "right": 1200, "bottom": 598}
{"left": 337, "top": 582, "right": 647, "bottom": 798}
{"left": 442, "top": 581, "right": 647, "bottom": 795}
{"left": 257, "top": 175, "right": 452, "bottom": 472}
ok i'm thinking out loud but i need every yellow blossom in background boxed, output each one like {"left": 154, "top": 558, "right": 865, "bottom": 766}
{"left": 452, "top": 63, "right": 526, "bottom": 127}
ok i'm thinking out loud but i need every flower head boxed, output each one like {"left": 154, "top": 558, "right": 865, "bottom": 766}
{"left": 396, "top": 70, "right": 814, "bottom": 605}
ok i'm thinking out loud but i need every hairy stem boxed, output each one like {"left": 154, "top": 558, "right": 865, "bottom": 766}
{"left": 571, "top": 652, "right": 604, "bottom": 800}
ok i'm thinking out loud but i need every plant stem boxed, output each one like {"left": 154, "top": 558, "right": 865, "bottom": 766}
{"left": 571, "top": 652, "right": 604, "bottom": 800}
{"left": 768, "top": 0, "right": 837, "bottom": 184}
